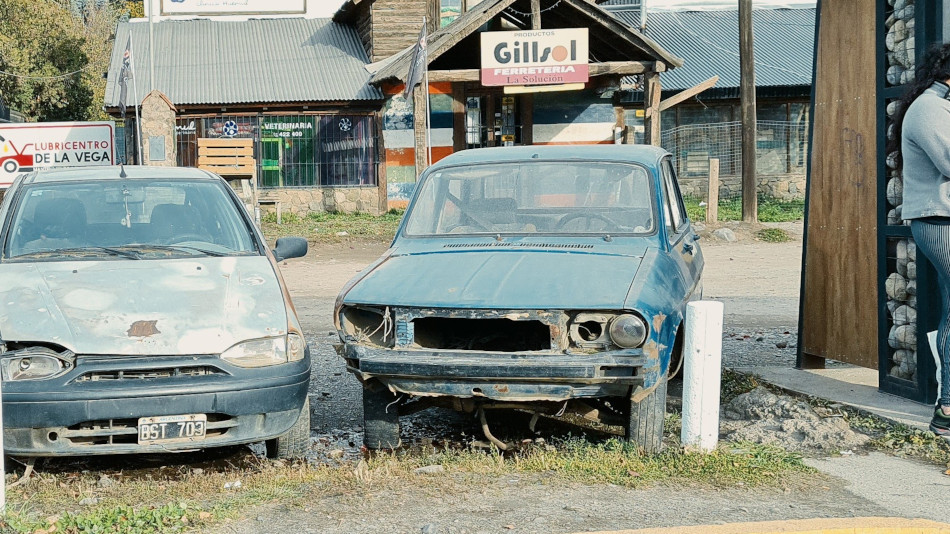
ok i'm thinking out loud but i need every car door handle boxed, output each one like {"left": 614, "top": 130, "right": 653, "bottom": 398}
{"left": 683, "top": 242, "right": 694, "bottom": 254}
{"left": 692, "top": 232, "right": 701, "bottom": 241}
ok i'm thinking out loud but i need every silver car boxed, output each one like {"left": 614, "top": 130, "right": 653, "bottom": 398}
{"left": 0, "top": 165, "right": 310, "bottom": 457}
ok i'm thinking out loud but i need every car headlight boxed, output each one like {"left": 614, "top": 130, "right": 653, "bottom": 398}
{"left": 220, "top": 334, "right": 306, "bottom": 368}
{"left": 0, "top": 348, "right": 71, "bottom": 381}
{"left": 608, "top": 314, "right": 648, "bottom": 348}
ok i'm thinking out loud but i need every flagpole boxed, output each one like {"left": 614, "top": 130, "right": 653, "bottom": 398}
{"left": 129, "top": 34, "right": 144, "bottom": 164}
{"left": 423, "top": 17, "right": 432, "bottom": 166}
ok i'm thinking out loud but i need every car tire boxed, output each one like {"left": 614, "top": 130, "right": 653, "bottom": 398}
{"left": 624, "top": 377, "right": 667, "bottom": 454}
{"left": 3, "top": 160, "right": 18, "bottom": 173}
{"left": 266, "top": 396, "right": 311, "bottom": 459}
{"left": 362, "top": 382, "right": 401, "bottom": 449}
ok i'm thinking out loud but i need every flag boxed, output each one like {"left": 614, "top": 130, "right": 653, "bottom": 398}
{"left": 402, "top": 21, "right": 427, "bottom": 100}
{"left": 118, "top": 36, "right": 132, "bottom": 119}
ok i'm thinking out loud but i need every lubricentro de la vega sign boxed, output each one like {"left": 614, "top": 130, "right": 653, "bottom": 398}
{"left": 0, "top": 122, "right": 115, "bottom": 187}
{"left": 480, "top": 28, "right": 589, "bottom": 87}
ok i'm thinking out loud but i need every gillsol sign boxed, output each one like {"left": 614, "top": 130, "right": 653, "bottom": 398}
{"left": 480, "top": 28, "right": 589, "bottom": 87}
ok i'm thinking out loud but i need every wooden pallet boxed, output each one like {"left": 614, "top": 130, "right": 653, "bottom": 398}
{"left": 197, "top": 138, "right": 258, "bottom": 215}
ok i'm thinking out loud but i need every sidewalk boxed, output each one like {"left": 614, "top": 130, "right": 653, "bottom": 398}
{"left": 731, "top": 363, "right": 934, "bottom": 431}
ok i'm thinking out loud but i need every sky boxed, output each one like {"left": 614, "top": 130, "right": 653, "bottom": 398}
{"left": 313, "top": 0, "right": 816, "bottom": 17}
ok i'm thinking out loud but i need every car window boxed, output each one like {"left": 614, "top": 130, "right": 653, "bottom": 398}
{"left": 661, "top": 158, "right": 688, "bottom": 238}
{"left": 3, "top": 179, "right": 259, "bottom": 260}
{"left": 404, "top": 161, "right": 655, "bottom": 236}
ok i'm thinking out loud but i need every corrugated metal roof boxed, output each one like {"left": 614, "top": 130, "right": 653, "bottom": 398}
{"left": 608, "top": 7, "right": 814, "bottom": 92}
{"left": 104, "top": 18, "right": 383, "bottom": 108}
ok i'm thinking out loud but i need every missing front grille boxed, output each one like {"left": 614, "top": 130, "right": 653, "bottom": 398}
{"left": 412, "top": 317, "right": 551, "bottom": 352}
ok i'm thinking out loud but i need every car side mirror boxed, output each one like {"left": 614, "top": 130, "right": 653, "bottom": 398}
{"left": 273, "top": 237, "right": 308, "bottom": 262}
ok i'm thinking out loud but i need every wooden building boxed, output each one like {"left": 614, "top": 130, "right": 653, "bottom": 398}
{"left": 335, "top": 0, "right": 685, "bottom": 205}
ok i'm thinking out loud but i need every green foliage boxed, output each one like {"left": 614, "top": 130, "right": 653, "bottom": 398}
{"left": 720, "top": 369, "right": 762, "bottom": 403}
{"left": 846, "top": 413, "right": 950, "bottom": 468}
{"left": 684, "top": 196, "right": 804, "bottom": 223}
{"left": 262, "top": 209, "right": 405, "bottom": 243}
{"left": 382, "top": 437, "right": 812, "bottom": 488}
{"left": 5, "top": 501, "right": 213, "bottom": 534}
{"left": 755, "top": 228, "right": 792, "bottom": 243}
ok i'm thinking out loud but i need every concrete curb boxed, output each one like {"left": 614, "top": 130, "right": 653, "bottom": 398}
{"left": 578, "top": 517, "right": 950, "bottom": 534}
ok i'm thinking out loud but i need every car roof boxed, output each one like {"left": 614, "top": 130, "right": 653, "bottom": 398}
{"left": 19, "top": 165, "right": 220, "bottom": 185}
{"left": 427, "top": 145, "right": 670, "bottom": 171}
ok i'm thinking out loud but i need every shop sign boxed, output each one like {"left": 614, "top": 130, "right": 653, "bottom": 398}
{"left": 261, "top": 120, "right": 313, "bottom": 139}
{"left": 0, "top": 122, "right": 115, "bottom": 187}
{"left": 161, "top": 0, "right": 306, "bottom": 16}
{"left": 480, "top": 28, "right": 589, "bottom": 87}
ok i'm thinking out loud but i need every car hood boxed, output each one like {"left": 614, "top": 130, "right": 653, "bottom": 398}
{"left": 343, "top": 249, "right": 645, "bottom": 309}
{"left": 0, "top": 257, "right": 288, "bottom": 356}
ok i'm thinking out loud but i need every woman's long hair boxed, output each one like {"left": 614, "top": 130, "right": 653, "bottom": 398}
{"left": 890, "top": 43, "right": 950, "bottom": 169}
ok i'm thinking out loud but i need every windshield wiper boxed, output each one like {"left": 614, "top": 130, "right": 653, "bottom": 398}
{"left": 116, "top": 244, "right": 229, "bottom": 257}
{"left": 11, "top": 246, "right": 144, "bottom": 260}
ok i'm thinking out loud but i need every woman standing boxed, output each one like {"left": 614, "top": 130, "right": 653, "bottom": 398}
{"left": 893, "top": 43, "right": 950, "bottom": 438}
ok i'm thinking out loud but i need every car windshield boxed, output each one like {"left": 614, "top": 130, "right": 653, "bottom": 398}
{"left": 3, "top": 179, "right": 259, "bottom": 260}
{"left": 404, "top": 161, "right": 655, "bottom": 236}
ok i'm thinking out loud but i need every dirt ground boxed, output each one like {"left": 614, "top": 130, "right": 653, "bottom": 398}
{"left": 201, "top": 221, "right": 945, "bottom": 534}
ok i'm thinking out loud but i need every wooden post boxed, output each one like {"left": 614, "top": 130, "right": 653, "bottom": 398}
{"left": 739, "top": 0, "right": 758, "bottom": 222}
{"left": 706, "top": 158, "right": 720, "bottom": 224}
{"left": 531, "top": 0, "right": 541, "bottom": 29}
{"left": 413, "top": 84, "right": 427, "bottom": 179}
{"left": 643, "top": 72, "right": 661, "bottom": 146}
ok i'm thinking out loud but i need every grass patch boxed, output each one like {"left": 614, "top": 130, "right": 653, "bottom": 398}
{"left": 845, "top": 412, "right": 950, "bottom": 469}
{"left": 261, "top": 209, "right": 404, "bottom": 244}
{"left": 0, "top": 437, "right": 813, "bottom": 533}
{"left": 754, "top": 228, "right": 792, "bottom": 243}
{"left": 720, "top": 368, "right": 763, "bottom": 403}
{"left": 684, "top": 196, "right": 804, "bottom": 223}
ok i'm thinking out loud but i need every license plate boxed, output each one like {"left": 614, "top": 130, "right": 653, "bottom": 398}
{"left": 137, "top": 414, "right": 207, "bottom": 444}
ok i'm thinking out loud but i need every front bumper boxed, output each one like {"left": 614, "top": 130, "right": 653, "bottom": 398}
{"left": 340, "top": 343, "right": 651, "bottom": 401}
{"left": 1, "top": 353, "right": 310, "bottom": 456}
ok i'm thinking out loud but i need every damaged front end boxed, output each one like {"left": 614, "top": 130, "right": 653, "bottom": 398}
{"left": 336, "top": 303, "right": 673, "bottom": 448}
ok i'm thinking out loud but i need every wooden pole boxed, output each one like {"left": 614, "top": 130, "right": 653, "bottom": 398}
{"left": 644, "top": 72, "right": 661, "bottom": 146}
{"left": 706, "top": 158, "right": 720, "bottom": 224}
{"left": 531, "top": 0, "right": 541, "bottom": 29}
{"left": 413, "top": 84, "right": 427, "bottom": 178}
{"left": 739, "top": 0, "right": 757, "bottom": 222}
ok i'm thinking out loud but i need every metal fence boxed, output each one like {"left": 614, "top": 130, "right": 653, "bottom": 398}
{"left": 176, "top": 114, "right": 379, "bottom": 188}
{"left": 660, "top": 120, "right": 809, "bottom": 202}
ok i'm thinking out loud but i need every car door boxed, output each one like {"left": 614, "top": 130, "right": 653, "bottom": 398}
{"left": 660, "top": 156, "right": 704, "bottom": 301}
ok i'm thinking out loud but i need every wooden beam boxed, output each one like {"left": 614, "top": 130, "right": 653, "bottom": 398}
{"left": 452, "top": 83, "right": 466, "bottom": 152}
{"left": 658, "top": 76, "right": 719, "bottom": 112}
{"left": 427, "top": 62, "right": 660, "bottom": 83}
{"left": 532, "top": 0, "right": 541, "bottom": 29}
{"left": 643, "top": 72, "right": 661, "bottom": 146}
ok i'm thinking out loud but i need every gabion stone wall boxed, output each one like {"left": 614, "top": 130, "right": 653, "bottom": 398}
{"left": 883, "top": 0, "right": 918, "bottom": 381}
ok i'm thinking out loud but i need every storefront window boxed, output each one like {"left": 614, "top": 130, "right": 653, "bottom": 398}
{"left": 175, "top": 113, "right": 377, "bottom": 188}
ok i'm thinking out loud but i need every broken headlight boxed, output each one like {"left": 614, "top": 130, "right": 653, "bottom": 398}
{"left": 221, "top": 334, "right": 304, "bottom": 368}
{"left": 0, "top": 347, "right": 72, "bottom": 381}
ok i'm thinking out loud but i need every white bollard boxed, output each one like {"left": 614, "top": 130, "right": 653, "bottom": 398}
{"left": 680, "top": 300, "right": 724, "bottom": 452}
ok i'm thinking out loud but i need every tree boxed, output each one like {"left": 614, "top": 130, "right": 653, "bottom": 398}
{"left": 76, "top": 1, "right": 126, "bottom": 120}
{"left": 0, "top": 0, "right": 93, "bottom": 121}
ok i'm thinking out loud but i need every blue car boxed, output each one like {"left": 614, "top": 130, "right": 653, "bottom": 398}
{"left": 335, "top": 145, "right": 703, "bottom": 452}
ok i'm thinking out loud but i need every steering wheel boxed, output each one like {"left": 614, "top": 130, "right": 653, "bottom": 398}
{"left": 556, "top": 213, "right": 618, "bottom": 231}
{"left": 167, "top": 234, "right": 208, "bottom": 244}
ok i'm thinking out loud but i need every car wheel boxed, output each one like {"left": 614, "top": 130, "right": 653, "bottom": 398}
{"left": 624, "top": 377, "right": 667, "bottom": 454}
{"left": 3, "top": 160, "right": 18, "bottom": 173}
{"left": 266, "top": 396, "right": 311, "bottom": 459}
{"left": 362, "top": 381, "right": 401, "bottom": 449}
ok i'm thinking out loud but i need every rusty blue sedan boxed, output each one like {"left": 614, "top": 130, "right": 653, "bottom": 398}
{"left": 335, "top": 145, "right": 703, "bottom": 452}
